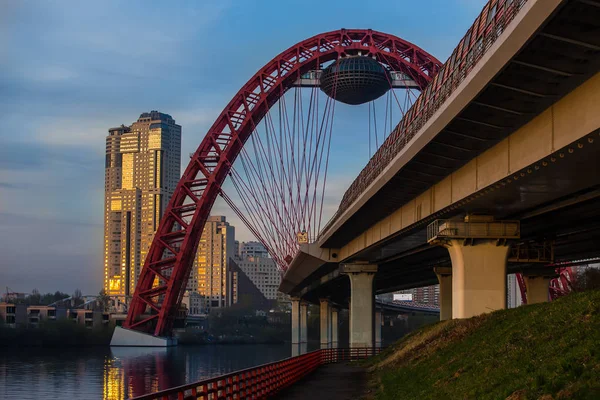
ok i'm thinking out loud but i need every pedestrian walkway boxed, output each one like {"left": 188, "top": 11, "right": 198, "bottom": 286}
{"left": 273, "top": 363, "right": 368, "bottom": 400}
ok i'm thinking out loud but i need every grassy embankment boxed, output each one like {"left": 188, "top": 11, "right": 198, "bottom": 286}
{"left": 365, "top": 290, "right": 600, "bottom": 399}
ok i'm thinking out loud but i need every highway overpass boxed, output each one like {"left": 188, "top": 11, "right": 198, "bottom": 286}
{"left": 281, "top": 0, "right": 600, "bottom": 348}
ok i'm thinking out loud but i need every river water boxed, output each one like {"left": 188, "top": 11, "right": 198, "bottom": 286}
{"left": 0, "top": 344, "right": 305, "bottom": 400}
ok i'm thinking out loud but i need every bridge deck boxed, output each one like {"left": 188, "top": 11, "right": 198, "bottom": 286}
{"left": 274, "top": 363, "right": 368, "bottom": 400}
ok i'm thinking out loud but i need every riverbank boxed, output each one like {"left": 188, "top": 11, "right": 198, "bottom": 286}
{"left": 0, "top": 320, "right": 113, "bottom": 347}
{"left": 364, "top": 290, "right": 600, "bottom": 399}
{"left": 0, "top": 321, "right": 287, "bottom": 347}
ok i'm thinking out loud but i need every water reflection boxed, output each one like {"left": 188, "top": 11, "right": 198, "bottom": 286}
{"left": 0, "top": 344, "right": 295, "bottom": 400}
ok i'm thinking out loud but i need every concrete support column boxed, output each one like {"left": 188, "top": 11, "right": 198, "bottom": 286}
{"left": 341, "top": 263, "right": 377, "bottom": 348}
{"left": 291, "top": 297, "right": 301, "bottom": 345}
{"left": 300, "top": 301, "right": 308, "bottom": 344}
{"left": 445, "top": 239, "right": 510, "bottom": 319}
{"left": 375, "top": 311, "right": 382, "bottom": 348}
{"left": 320, "top": 299, "right": 331, "bottom": 349}
{"left": 524, "top": 275, "right": 551, "bottom": 304}
{"left": 331, "top": 308, "right": 339, "bottom": 348}
{"left": 434, "top": 267, "right": 453, "bottom": 321}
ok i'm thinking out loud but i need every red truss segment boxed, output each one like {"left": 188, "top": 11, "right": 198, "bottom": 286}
{"left": 125, "top": 29, "right": 441, "bottom": 337}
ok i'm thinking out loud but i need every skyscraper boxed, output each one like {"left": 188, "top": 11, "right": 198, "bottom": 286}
{"left": 187, "top": 216, "right": 237, "bottom": 311}
{"left": 235, "top": 256, "right": 281, "bottom": 300}
{"left": 238, "top": 241, "right": 270, "bottom": 259}
{"left": 103, "top": 111, "right": 181, "bottom": 300}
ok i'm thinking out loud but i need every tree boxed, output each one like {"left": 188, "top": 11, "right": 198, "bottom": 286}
{"left": 97, "top": 289, "right": 110, "bottom": 312}
{"left": 29, "top": 289, "right": 41, "bottom": 305}
{"left": 572, "top": 267, "right": 600, "bottom": 292}
{"left": 53, "top": 291, "right": 69, "bottom": 303}
{"left": 73, "top": 289, "right": 84, "bottom": 307}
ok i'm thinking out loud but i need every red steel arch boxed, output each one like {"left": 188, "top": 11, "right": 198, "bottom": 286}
{"left": 125, "top": 29, "right": 442, "bottom": 337}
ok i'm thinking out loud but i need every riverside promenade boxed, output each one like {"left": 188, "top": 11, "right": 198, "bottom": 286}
{"left": 274, "top": 364, "right": 368, "bottom": 400}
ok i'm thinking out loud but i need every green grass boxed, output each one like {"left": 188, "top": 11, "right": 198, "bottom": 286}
{"left": 366, "top": 290, "right": 600, "bottom": 399}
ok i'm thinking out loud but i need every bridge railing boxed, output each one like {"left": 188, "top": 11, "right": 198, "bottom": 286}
{"left": 320, "top": 0, "right": 529, "bottom": 239}
{"left": 128, "top": 347, "right": 382, "bottom": 400}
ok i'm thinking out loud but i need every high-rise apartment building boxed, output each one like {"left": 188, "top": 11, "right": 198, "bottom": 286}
{"left": 395, "top": 285, "right": 440, "bottom": 306}
{"left": 236, "top": 256, "right": 281, "bottom": 300}
{"left": 188, "top": 216, "right": 237, "bottom": 311}
{"left": 238, "top": 241, "right": 270, "bottom": 259}
{"left": 103, "top": 111, "right": 181, "bottom": 300}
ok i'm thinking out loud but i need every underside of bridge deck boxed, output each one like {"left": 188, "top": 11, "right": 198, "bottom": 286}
{"left": 290, "top": 0, "right": 600, "bottom": 305}
{"left": 299, "top": 150, "right": 600, "bottom": 305}
{"left": 322, "top": 0, "right": 600, "bottom": 249}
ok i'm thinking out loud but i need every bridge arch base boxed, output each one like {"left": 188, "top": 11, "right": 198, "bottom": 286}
{"left": 110, "top": 326, "right": 178, "bottom": 347}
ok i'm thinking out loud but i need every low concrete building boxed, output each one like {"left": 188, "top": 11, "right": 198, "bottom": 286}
{"left": 0, "top": 303, "right": 18, "bottom": 327}
{"left": 68, "top": 309, "right": 110, "bottom": 328}
{"left": 182, "top": 291, "right": 206, "bottom": 315}
{"left": 27, "top": 305, "right": 58, "bottom": 327}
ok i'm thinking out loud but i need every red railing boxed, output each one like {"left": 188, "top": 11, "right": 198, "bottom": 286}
{"left": 129, "top": 347, "right": 381, "bottom": 400}
{"left": 321, "top": 0, "right": 530, "bottom": 236}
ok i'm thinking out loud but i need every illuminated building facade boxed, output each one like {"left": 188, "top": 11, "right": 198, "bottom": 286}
{"left": 187, "top": 216, "right": 237, "bottom": 311}
{"left": 103, "top": 111, "right": 181, "bottom": 300}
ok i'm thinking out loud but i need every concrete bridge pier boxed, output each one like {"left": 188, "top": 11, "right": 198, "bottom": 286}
{"left": 300, "top": 301, "right": 308, "bottom": 344}
{"left": 291, "top": 297, "right": 301, "bottom": 345}
{"left": 341, "top": 263, "right": 377, "bottom": 348}
{"left": 375, "top": 310, "right": 382, "bottom": 348}
{"left": 445, "top": 240, "right": 510, "bottom": 319}
{"left": 291, "top": 297, "right": 308, "bottom": 345}
{"left": 434, "top": 267, "right": 453, "bottom": 321}
{"left": 523, "top": 270, "right": 555, "bottom": 304}
{"left": 320, "top": 299, "right": 332, "bottom": 349}
{"left": 331, "top": 307, "right": 339, "bottom": 348}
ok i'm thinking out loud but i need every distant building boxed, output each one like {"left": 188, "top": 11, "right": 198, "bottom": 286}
{"left": 182, "top": 291, "right": 206, "bottom": 315}
{"left": 229, "top": 258, "right": 272, "bottom": 310}
{"left": 396, "top": 285, "right": 439, "bottom": 306}
{"left": 0, "top": 303, "right": 20, "bottom": 327}
{"left": 0, "top": 303, "right": 109, "bottom": 329}
{"left": 236, "top": 256, "right": 281, "bottom": 300}
{"left": 238, "top": 241, "right": 270, "bottom": 259}
{"left": 68, "top": 309, "right": 110, "bottom": 328}
{"left": 103, "top": 111, "right": 181, "bottom": 300}
{"left": 187, "top": 216, "right": 237, "bottom": 311}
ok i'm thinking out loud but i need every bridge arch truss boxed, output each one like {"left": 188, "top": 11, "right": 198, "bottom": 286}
{"left": 124, "top": 29, "right": 441, "bottom": 337}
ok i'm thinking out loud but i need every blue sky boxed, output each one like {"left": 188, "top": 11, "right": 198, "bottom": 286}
{"left": 0, "top": 0, "right": 485, "bottom": 294}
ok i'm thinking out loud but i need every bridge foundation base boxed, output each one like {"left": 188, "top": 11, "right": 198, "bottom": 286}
{"left": 110, "top": 326, "right": 177, "bottom": 347}
{"left": 445, "top": 239, "right": 510, "bottom": 319}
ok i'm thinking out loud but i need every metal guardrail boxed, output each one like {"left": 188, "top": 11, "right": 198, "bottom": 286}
{"left": 320, "top": 0, "right": 529, "bottom": 239}
{"left": 129, "top": 347, "right": 382, "bottom": 400}
{"left": 427, "top": 219, "right": 520, "bottom": 243}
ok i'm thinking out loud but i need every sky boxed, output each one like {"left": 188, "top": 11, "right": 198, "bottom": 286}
{"left": 0, "top": 0, "right": 486, "bottom": 295}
